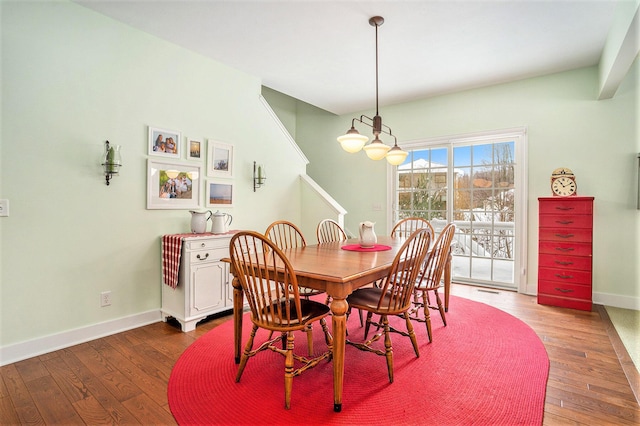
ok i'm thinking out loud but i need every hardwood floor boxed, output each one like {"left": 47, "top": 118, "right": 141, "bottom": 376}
{"left": 1, "top": 284, "right": 638, "bottom": 425}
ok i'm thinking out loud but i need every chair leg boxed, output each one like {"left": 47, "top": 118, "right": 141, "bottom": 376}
{"left": 236, "top": 325, "right": 258, "bottom": 382}
{"left": 283, "top": 331, "right": 295, "bottom": 410}
{"left": 422, "top": 291, "right": 433, "bottom": 343}
{"left": 403, "top": 311, "right": 420, "bottom": 358}
{"left": 319, "top": 318, "right": 334, "bottom": 353}
{"left": 305, "top": 324, "right": 314, "bottom": 356}
{"left": 381, "top": 315, "right": 394, "bottom": 383}
{"left": 434, "top": 290, "right": 447, "bottom": 326}
{"left": 363, "top": 311, "right": 374, "bottom": 339}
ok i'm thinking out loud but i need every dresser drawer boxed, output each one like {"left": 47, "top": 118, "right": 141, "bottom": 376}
{"left": 539, "top": 199, "right": 593, "bottom": 215}
{"left": 185, "top": 238, "right": 230, "bottom": 251}
{"left": 189, "top": 248, "right": 226, "bottom": 263}
{"left": 539, "top": 214, "right": 592, "bottom": 229}
{"left": 537, "top": 294, "right": 592, "bottom": 311}
{"left": 538, "top": 254, "right": 591, "bottom": 271}
{"left": 538, "top": 280, "right": 592, "bottom": 300}
{"left": 539, "top": 267, "right": 591, "bottom": 285}
{"left": 539, "top": 228, "right": 592, "bottom": 243}
{"left": 539, "top": 241, "right": 592, "bottom": 256}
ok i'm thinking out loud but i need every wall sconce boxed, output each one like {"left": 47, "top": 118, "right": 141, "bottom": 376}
{"left": 102, "top": 140, "right": 122, "bottom": 185}
{"left": 253, "top": 161, "right": 266, "bottom": 192}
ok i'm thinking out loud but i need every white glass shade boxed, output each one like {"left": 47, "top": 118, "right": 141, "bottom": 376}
{"left": 363, "top": 138, "right": 391, "bottom": 160}
{"left": 337, "top": 131, "right": 369, "bottom": 153}
{"left": 386, "top": 145, "right": 409, "bottom": 165}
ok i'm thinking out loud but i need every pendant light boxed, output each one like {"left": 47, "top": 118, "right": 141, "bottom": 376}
{"left": 337, "top": 16, "right": 408, "bottom": 166}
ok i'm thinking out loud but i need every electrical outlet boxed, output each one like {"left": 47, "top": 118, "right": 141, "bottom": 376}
{"left": 100, "top": 291, "right": 112, "bottom": 307}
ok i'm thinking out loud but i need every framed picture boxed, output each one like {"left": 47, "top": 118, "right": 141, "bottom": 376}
{"left": 186, "top": 137, "right": 204, "bottom": 161}
{"left": 148, "top": 126, "right": 181, "bottom": 158}
{"left": 147, "top": 159, "right": 201, "bottom": 209}
{"left": 207, "top": 140, "right": 233, "bottom": 177}
{"left": 206, "top": 179, "right": 234, "bottom": 207}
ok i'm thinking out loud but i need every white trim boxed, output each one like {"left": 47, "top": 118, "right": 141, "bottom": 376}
{"left": 594, "top": 291, "right": 640, "bottom": 311}
{"left": 300, "top": 174, "right": 347, "bottom": 217}
{"left": 0, "top": 310, "right": 161, "bottom": 366}
{"left": 259, "top": 94, "right": 309, "bottom": 165}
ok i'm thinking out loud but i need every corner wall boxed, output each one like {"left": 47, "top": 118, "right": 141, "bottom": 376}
{"left": 0, "top": 0, "right": 306, "bottom": 359}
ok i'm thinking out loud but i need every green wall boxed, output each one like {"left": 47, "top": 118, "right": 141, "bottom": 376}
{"left": 287, "top": 63, "right": 639, "bottom": 306}
{"left": 0, "top": 1, "right": 307, "bottom": 353}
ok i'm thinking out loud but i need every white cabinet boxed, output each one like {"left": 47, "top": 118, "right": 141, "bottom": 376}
{"left": 161, "top": 234, "right": 233, "bottom": 331}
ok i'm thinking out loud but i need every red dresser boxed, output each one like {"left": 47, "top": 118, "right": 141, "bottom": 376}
{"left": 538, "top": 196, "right": 594, "bottom": 311}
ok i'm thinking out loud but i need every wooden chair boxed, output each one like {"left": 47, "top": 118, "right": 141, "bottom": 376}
{"left": 390, "top": 217, "right": 434, "bottom": 239}
{"left": 316, "top": 218, "right": 347, "bottom": 244}
{"left": 409, "top": 223, "right": 456, "bottom": 342}
{"left": 265, "top": 220, "right": 325, "bottom": 355}
{"left": 346, "top": 228, "right": 432, "bottom": 383}
{"left": 229, "top": 231, "right": 333, "bottom": 409}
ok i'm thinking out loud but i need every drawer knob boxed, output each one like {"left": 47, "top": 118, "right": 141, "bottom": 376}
{"left": 197, "top": 253, "right": 210, "bottom": 260}
{"left": 554, "top": 287, "right": 574, "bottom": 293}
{"left": 555, "top": 273, "right": 573, "bottom": 279}
{"left": 201, "top": 243, "right": 206, "bottom": 247}
{"left": 555, "top": 233, "right": 575, "bottom": 239}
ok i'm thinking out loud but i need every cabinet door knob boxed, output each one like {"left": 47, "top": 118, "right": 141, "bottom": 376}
{"left": 201, "top": 243, "right": 206, "bottom": 247}
{"left": 197, "top": 253, "right": 210, "bottom": 260}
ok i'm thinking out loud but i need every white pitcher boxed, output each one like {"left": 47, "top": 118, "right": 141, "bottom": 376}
{"left": 190, "top": 210, "right": 212, "bottom": 234}
{"left": 359, "top": 221, "right": 377, "bottom": 248}
{"left": 211, "top": 210, "right": 233, "bottom": 234}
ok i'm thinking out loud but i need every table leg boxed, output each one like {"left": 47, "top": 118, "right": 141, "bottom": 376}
{"left": 444, "top": 251, "right": 452, "bottom": 312}
{"left": 330, "top": 296, "right": 348, "bottom": 412}
{"left": 232, "top": 275, "right": 244, "bottom": 364}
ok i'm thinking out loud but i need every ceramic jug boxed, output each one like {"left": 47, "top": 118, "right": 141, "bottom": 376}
{"left": 211, "top": 210, "right": 233, "bottom": 234}
{"left": 359, "top": 221, "right": 377, "bottom": 248}
{"left": 190, "top": 210, "right": 212, "bottom": 234}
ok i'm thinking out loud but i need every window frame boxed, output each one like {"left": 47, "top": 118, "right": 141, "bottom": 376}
{"left": 387, "top": 127, "right": 530, "bottom": 294}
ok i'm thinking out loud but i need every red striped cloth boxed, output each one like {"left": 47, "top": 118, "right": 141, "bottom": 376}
{"left": 162, "top": 233, "right": 213, "bottom": 289}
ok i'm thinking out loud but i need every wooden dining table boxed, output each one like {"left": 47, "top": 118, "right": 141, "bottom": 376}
{"left": 228, "top": 234, "right": 452, "bottom": 413}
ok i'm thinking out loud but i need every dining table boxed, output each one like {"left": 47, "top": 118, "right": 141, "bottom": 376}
{"left": 227, "top": 234, "right": 452, "bottom": 413}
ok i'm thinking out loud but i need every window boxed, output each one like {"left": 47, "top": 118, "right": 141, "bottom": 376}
{"left": 391, "top": 128, "right": 527, "bottom": 291}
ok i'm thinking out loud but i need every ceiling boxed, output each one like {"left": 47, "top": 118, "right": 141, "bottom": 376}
{"left": 75, "top": 0, "right": 619, "bottom": 115}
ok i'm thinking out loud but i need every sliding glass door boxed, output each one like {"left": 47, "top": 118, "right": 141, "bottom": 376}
{"left": 392, "top": 129, "right": 527, "bottom": 290}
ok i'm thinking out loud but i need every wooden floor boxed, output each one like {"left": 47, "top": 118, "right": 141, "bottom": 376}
{"left": 1, "top": 284, "right": 638, "bottom": 425}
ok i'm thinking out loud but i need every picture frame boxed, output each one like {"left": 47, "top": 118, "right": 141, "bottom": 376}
{"left": 186, "top": 137, "right": 204, "bottom": 161}
{"left": 206, "top": 179, "right": 234, "bottom": 207}
{"left": 207, "top": 140, "right": 233, "bottom": 177}
{"left": 147, "top": 159, "right": 201, "bottom": 210}
{"left": 148, "top": 126, "right": 181, "bottom": 158}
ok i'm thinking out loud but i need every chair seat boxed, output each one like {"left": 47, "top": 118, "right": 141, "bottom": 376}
{"left": 347, "top": 287, "right": 406, "bottom": 315}
{"left": 259, "top": 298, "right": 331, "bottom": 327}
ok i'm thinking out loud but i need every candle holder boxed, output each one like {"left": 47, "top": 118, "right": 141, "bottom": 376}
{"left": 253, "top": 161, "right": 266, "bottom": 192}
{"left": 102, "top": 140, "right": 122, "bottom": 185}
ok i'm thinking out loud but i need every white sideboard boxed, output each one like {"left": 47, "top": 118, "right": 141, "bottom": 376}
{"left": 161, "top": 233, "right": 233, "bottom": 332}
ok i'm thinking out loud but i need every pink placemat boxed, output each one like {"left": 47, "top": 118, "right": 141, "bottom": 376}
{"left": 341, "top": 243, "right": 392, "bottom": 252}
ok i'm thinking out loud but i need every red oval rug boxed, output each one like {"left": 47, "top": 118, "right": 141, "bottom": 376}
{"left": 168, "top": 296, "right": 549, "bottom": 425}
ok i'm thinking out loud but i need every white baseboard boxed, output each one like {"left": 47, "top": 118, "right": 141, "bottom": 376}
{"left": 594, "top": 291, "right": 640, "bottom": 311}
{"left": 0, "top": 310, "right": 162, "bottom": 366}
